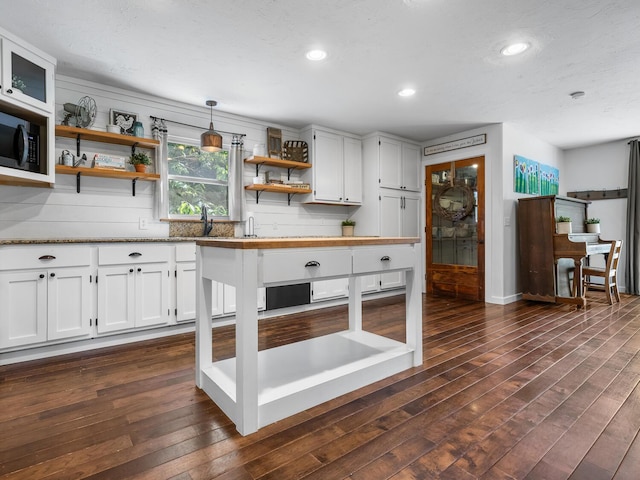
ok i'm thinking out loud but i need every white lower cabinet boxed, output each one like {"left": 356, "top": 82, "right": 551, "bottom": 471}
{"left": 0, "top": 246, "right": 92, "bottom": 349}
{"left": 176, "top": 262, "right": 224, "bottom": 321}
{"left": 97, "top": 245, "right": 171, "bottom": 334}
{"left": 311, "top": 278, "right": 348, "bottom": 301}
{"left": 222, "top": 284, "right": 266, "bottom": 314}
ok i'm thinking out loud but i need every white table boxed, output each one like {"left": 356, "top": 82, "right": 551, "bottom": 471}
{"left": 195, "top": 237, "right": 422, "bottom": 435}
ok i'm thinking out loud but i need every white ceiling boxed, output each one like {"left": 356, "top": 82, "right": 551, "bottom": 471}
{"left": 2, "top": 0, "right": 640, "bottom": 149}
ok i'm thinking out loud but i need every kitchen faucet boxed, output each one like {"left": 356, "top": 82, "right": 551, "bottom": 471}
{"left": 201, "top": 205, "right": 213, "bottom": 236}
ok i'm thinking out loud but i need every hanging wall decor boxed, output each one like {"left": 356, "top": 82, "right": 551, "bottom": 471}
{"left": 267, "top": 127, "right": 282, "bottom": 158}
{"left": 514, "top": 155, "right": 539, "bottom": 194}
{"left": 514, "top": 155, "right": 559, "bottom": 195}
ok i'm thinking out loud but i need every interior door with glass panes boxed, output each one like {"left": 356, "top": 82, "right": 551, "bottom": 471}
{"left": 426, "top": 156, "right": 484, "bottom": 300}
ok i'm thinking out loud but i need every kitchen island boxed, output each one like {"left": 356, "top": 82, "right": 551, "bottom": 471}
{"left": 195, "top": 236, "right": 422, "bottom": 435}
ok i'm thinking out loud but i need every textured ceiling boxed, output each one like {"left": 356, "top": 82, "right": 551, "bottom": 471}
{"left": 2, "top": 0, "right": 640, "bottom": 149}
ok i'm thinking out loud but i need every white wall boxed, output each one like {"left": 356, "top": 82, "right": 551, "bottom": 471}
{"left": 422, "top": 123, "right": 565, "bottom": 304}
{"left": 0, "top": 76, "right": 353, "bottom": 240}
{"left": 421, "top": 124, "right": 504, "bottom": 304}
{"left": 502, "top": 123, "right": 565, "bottom": 299}
{"left": 564, "top": 139, "right": 629, "bottom": 290}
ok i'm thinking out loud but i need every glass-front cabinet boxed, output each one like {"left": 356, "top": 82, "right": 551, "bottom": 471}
{"left": 426, "top": 157, "right": 485, "bottom": 300}
{"left": 430, "top": 164, "right": 478, "bottom": 266}
{"left": 1, "top": 37, "right": 55, "bottom": 113}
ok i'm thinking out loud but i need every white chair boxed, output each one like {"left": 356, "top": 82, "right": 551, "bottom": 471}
{"left": 582, "top": 240, "right": 622, "bottom": 304}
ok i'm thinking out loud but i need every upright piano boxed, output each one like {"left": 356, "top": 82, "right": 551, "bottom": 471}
{"left": 518, "top": 195, "right": 608, "bottom": 307}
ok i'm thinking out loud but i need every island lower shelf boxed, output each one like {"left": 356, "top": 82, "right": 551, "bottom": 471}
{"left": 200, "top": 330, "right": 414, "bottom": 429}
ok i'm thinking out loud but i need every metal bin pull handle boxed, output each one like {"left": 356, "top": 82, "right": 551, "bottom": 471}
{"left": 128, "top": 252, "right": 142, "bottom": 257}
{"left": 380, "top": 256, "right": 391, "bottom": 261}
{"left": 38, "top": 255, "right": 56, "bottom": 260}
{"left": 305, "top": 261, "right": 320, "bottom": 267}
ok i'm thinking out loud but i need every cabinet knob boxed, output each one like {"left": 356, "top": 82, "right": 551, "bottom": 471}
{"left": 50, "top": 272, "right": 56, "bottom": 278}
{"left": 39, "top": 274, "right": 45, "bottom": 279}
{"left": 129, "top": 268, "right": 134, "bottom": 273}
{"left": 6, "top": 88, "right": 13, "bottom": 94}
{"left": 137, "top": 267, "right": 142, "bottom": 272}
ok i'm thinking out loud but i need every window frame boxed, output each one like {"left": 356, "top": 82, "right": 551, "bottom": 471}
{"left": 166, "top": 136, "right": 231, "bottom": 220}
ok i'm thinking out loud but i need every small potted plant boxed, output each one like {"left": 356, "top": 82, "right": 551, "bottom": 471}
{"left": 130, "top": 152, "right": 151, "bottom": 173}
{"left": 341, "top": 219, "right": 356, "bottom": 237}
{"left": 586, "top": 217, "right": 600, "bottom": 234}
{"left": 556, "top": 215, "right": 572, "bottom": 234}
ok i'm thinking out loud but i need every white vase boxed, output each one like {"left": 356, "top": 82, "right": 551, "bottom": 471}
{"left": 556, "top": 222, "right": 572, "bottom": 234}
{"left": 342, "top": 225, "right": 354, "bottom": 237}
{"left": 586, "top": 223, "right": 600, "bottom": 234}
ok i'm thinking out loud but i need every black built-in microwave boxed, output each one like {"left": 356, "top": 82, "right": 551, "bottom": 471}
{"left": 0, "top": 108, "right": 43, "bottom": 173}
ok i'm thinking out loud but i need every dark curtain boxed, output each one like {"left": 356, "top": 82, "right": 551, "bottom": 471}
{"left": 625, "top": 140, "right": 640, "bottom": 294}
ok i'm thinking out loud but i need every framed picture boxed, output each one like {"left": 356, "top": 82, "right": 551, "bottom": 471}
{"left": 110, "top": 109, "right": 138, "bottom": 135}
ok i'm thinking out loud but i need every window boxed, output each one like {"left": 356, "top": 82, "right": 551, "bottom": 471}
{"left": 167, "top": 142, "right": 229, "bottom": 217}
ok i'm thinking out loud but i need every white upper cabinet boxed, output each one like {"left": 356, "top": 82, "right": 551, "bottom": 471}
{"left": 0, "top": 35, "right": 55, "bottom": 114}
{"left": 302, "top": 126, "right": 362, "bottom": 205}
{"left": 377, "top": 134, "right": 421, "bottom": 192}
{"left": 343, "top": 135, "right": 363, "bottom": 203}
{"left": 0, "top": 28, "right": 56, "bottom": 185}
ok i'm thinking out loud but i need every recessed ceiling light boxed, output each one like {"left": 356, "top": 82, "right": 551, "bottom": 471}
{"left": 306, "top": 49, "right": 327, "bottom": 61}
{"left": 398, "top": 88, "right": 416, "bottom": 97}
{"left": 500, "top": 42, "right": 530, "bottom": 56}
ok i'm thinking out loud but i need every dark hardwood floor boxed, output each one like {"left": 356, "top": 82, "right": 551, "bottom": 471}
{"left": 2, "top": 292, "right": 640, "bottom": 479}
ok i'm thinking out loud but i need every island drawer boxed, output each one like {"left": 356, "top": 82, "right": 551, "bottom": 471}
{"left": 262, "top": 248, "right": 352, "bottom": 284}
{"left": 0, "top": 245, "right": 91, "bottom": 271}
{"left": 352, "top": 245, "right": 417, "bottom": 275}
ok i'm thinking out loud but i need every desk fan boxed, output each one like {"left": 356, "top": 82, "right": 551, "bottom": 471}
{"left": 62, "top": 96, "right": 97, "bottom": 128}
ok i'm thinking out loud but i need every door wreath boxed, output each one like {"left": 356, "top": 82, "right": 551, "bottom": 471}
{"left": 433, "top": 184, "right": 475, "bottom": 221}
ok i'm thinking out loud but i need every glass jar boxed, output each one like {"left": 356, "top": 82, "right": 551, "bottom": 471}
{"left": 132, "top": 121, "right": 144, "bottom": 138}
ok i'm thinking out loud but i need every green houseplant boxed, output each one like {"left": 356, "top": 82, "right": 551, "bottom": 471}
{"left": 556, "top": 215, "right": 572, "bottom": 234}
{"left": 341, "top": 219, "right": 356, "bottom": 237}
{"left": 130, "top": 152, "right": 152, "bottom": 172}
{"left": 586, "top": 217, "right": 600, "bottom": 233}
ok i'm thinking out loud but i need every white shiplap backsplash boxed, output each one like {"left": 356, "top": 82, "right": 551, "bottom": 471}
{"left": 0, "top": 75, "right": 354, "bottom": 240}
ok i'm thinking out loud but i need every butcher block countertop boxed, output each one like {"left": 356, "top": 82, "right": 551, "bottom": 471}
{"left": 195, "top": 236, "right": 420, "bottom": 249}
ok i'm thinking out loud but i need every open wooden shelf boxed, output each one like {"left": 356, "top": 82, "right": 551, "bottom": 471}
{"left": 55, "top": 165, "right": 159, "bottom": 180}
{"left": 56, "top": 165, "right": 159, "bottom": 195}
{"left": 55, "top": 125, "right": 160, "bottom": 149}
{"left": 244, "top": 155, "right": 311, "bottom": 170}
{"left": 245, "top": 184, "right": 311, "bottom": 195}
{"left": 245, "top": 183, "right": 312, "bottom": 205}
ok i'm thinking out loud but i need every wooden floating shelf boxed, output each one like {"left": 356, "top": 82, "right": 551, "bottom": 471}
{"left": 245, "top": 183, "right": 312, "bottom": 205}
{"left": 55, "top": 125, "right": 159, "bottom": 149}
{"left": 245, "top": 184, "right": 311, "bottom": 194}
{"left": 244, "top": 155, "right": 312, "bottom": 170}
{"left": 56, "top": 165, "right": 159, "bottom": 181}
{"left": 56, "top": 165, "right": 159, "bottom": 196}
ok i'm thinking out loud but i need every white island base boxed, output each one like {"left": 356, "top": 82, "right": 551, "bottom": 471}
{"left": 195, "top": 237, "right": 422, "bottom": 436}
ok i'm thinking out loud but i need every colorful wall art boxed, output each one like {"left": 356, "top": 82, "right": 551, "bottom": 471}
{"left": 514, "top": 155, "right": 539, "bottom": 194}
{"left": 539, "top": 163, "right": 559, "bottom": 195}
{"left": 514, "top": 155, "right": 559, "bottom": 195}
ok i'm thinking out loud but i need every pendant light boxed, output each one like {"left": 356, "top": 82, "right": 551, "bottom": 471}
{"left": 201, "top": 100, "right": 223, "bottom": 152}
